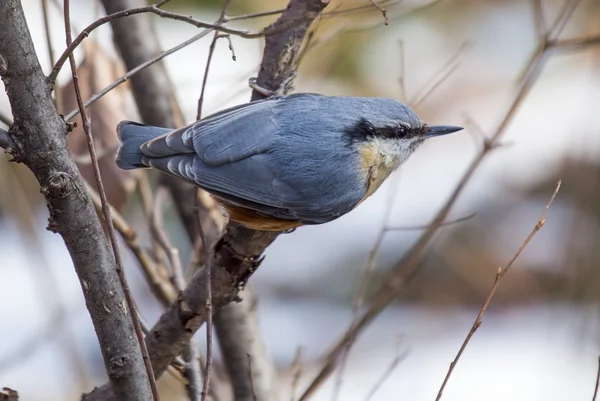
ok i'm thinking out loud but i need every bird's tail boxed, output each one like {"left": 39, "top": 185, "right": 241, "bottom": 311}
{"left": 115, "top": 121, "right": 171, "bottom": 170}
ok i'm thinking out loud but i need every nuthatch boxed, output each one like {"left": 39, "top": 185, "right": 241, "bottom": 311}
{"left": 116, "top": 93, "right": 462, "bottom": 231}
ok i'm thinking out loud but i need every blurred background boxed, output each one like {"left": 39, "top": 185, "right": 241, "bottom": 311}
{"left": 1, "top": 0, "right": 600, "bottom": 400}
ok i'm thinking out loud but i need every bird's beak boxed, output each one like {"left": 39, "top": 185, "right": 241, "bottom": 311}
{"left": 424, "top": 125, "right": 463, "bottom": 138}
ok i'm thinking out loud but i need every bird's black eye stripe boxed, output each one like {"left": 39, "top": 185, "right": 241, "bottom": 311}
{"left": 345, "top": 118, "right": 415, "bottom": 145}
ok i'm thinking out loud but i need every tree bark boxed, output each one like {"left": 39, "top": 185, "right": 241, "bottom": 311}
{"left": 214, "top": 287, "right": 277, "bottom": 401}
{"left": 0, "top": 2, "right": 152, "bottom": 400}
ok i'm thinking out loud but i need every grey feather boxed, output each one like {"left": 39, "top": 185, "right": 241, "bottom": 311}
{"left": 116, "top": 121, "right": 171, "bottom": 169}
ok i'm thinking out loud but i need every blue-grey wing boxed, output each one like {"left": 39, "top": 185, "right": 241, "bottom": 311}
{"left": 144, "top": 94, "right": 368, "bottom": 223}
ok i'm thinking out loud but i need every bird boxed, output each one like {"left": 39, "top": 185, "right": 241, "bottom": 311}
{"left": 115, "top": 93, "right": 462, "bottom": 231}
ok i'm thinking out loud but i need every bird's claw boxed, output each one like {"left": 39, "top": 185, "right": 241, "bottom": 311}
{"left": 248, "top": 71, "right": 297, "bottom": 98}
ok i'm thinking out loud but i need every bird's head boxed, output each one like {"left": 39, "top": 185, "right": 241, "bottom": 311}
{"left": 346, "top": 98, "right": 463, "bottom": 165}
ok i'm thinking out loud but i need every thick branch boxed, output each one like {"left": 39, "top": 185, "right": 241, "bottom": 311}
{"left": 252, "top": 0, "right": 330, "bottom": 100}
{"left": 214, "top": 288, "right": 276, "bottom": 401}
{"left": 0, "top": 2, "right": 152, "bottom": 401}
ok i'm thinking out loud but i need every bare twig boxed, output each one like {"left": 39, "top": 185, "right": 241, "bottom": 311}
{"left": 298, "top": 3, "right": 592, "bottom": 399}
{"left": 593, "top": 356, "right": 600, "bottom": 401}
{"left": 323, "top": 0, "right": 403, "bottom": 18}
{"left": 532, "top": 0, "right": 546, "bottom": 39}
{"left": 397, "top": 40, "right": 406, "bottom": 101}
{"left": 50, "top": 0, "right": 170, "bottom": 82}
{"left": 547, "top": 0, "right": 581, "bottom": 40}
{"left": 214, "top": 288, "right": 277, "bottom": 401}
{"left": 197, "top": 213, "right": 214, "bottom": 401}
{"left": 367, "top": 0, "right": 389, "bottom": 25}
{"left": 364, "top": 338, "right": 409, "bottom": 401}
{"left": 63, "top": 0, "right": 157, "bottom": 399}
{"left": 410, "top": 42, "right": 471, "bottom": 109}
{"left": 87, "top": 182, "right": 177, "bottom": 306}
{"left": 197, "top": 0, "right": 232, "bottom": 120}
{"left": 150, "top": 187, "right": 184, "bottom": 287}
{"left": 196, "top": 32, "right": 234, "bottom": 119}
{"left": 182, "top": 345, "right": 204, "bottom": 401}
{"left": 49, "top": 0, "right": 271, "bottom": 83}
{"left": 150, "top": 186, "right": 202, "bottom": 401}
{"left": 332, "top": 176, "right": 401, "bottom": 401}
{"left": 385, "top": 212, "right": 476, "bottom": 231}
{"left": 41, "top": 0, "right": 64, "bottom": 114}
{"left": 435, "top": 181, "right": 561, "bottom": 400}
{"left": 41, "top": 0, "right": 55, "bottom": 70}
{"left": 224, "top": 8, "right": 286, "bottom": 22}
{"left": 63, "top": 29, "right": 211, "bottom": 121}
{"left": 247, "top": 354, "right": 258, "bottom": 401}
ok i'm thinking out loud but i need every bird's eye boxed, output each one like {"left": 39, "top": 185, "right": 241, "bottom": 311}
{"left": 396, "top": 125, "right": 408, "bottom": 138}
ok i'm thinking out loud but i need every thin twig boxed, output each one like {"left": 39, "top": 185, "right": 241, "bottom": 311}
{"left": 547, "top": 0, "right": 582, "bottom": 41}
{"left": 247, "top": 354, "right": 258, "bottom": 401}
{"left": 50, "top": 0, "right": 170, "bottom": 82}
{"left": 397, "top": 40, "right": 406, "bottom": 101}
{"left": 332, "top": 176, "right": 401, "bottom": 400}
{"left": 435, "top": 181, "right": 561, "bottom": 401}
{"left": 364, "top": 338, "right": 408, "bottom": 401}
{"left": 532, "top": 0, "right": 546, "bottom": 39}
{"left": 136, "top": 303, "right": 189, "bottom": 385}
{"left": 41, "top": 0, "right": 55, "bottom": 69}
{"left": 197, "top": 0, "right": 233, "bottom": 120}
{"left": 224, "top": 8, "right": 286, "bottom": 22}
{"left": 41, "top": 0, "right": 64, "bottom": 114}
{"left": 63, "top": 1, "right": 158, "bottom": 399}
{"left": 323, "top": 0, "right": 403, "bottom": 18}
{"left": 593, "top": 356, "right": 600, "bottom": 401}
{"left": 385, "top": 212, "right": 477, "bottom": 231}
{"left": 86, "top": 182, "right": 177, "bottom": 306}
{"left": 410, "top": 42, "right": 471, "bottom": 109}
{"left": 196, "top": 206, "right": 214, "bottom": 401}
{"left": 298, "top": 3, "right": 591, "bottom": 399}
{"left": 150, "top": 186, "right": 203, "bottom": 401}
{"left": 367, "top": 0, "right": 389, "bottom": 25}
{"left": 49, "top": 0, "right": 269, "bottom": 83}
{"left": 64, "top": 29, "right": 212, "bottom": 121}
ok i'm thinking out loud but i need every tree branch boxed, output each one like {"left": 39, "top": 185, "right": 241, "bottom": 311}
{"left": 83, "top": 1, "right": 328, "bottom": 400}
{"left": 0, "top": 2, "right": 154, "bottom": 401}
{"left": 0, "top": 388, "right": 19, "bottom": 401}
{"left": 435, "top": 181, "right": 561, "bottom": 400}
{"left": 214, "top": 288, "right": 277, "bottom": 401}
{"left": 63, "top": 0, "right": 158, "bottom": 397}
{"left": 0, "top": 127, "right": 14, "bottom": 150}
{"left": 49, "top": 0, "right": 273, "bottom": 83}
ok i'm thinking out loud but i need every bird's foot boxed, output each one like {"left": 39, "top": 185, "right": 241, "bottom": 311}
{"left": 248, "top": 71, "right": 296, "bottom": 98}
